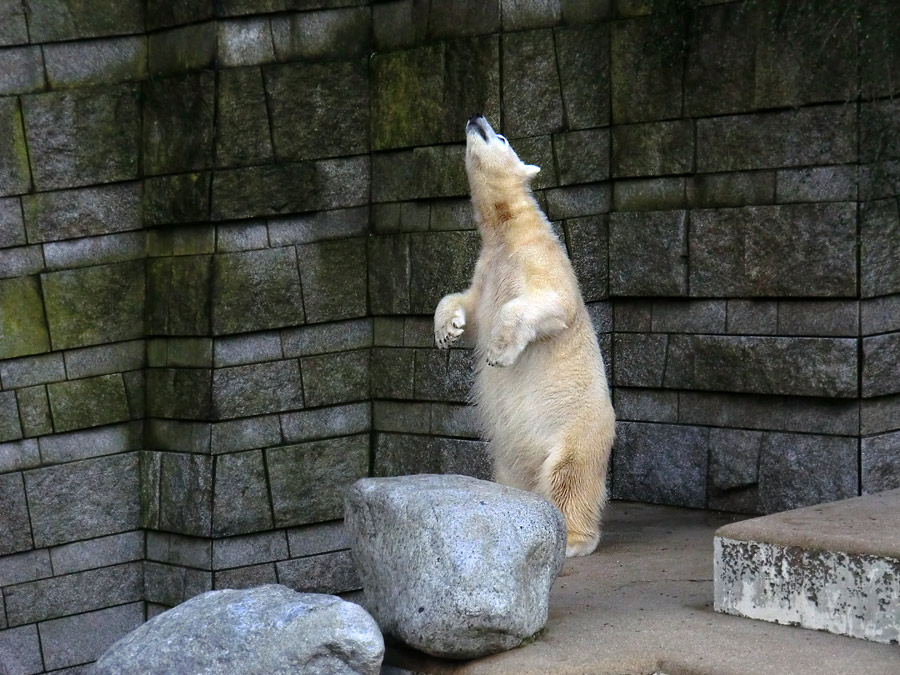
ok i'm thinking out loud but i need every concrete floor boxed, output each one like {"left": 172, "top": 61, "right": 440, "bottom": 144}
{"left": 383, "top": 501, "right": 900, "bottom": 675}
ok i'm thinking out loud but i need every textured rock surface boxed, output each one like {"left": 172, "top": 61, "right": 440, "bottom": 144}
{"left": 92, "top": 585, "right": 384, "bottom": 675}
{"left": 345, "top": 474, "right": 565, "bottom": 659}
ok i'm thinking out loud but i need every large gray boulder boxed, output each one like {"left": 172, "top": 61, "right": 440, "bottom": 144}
{"left": 92, "top": 585, "right": 384, "bottom": 674}
{"left": 345, "top": 474, "right": 566, "bottom": 659}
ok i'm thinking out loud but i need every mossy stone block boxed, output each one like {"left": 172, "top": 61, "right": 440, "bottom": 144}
{"left": 0, "top": 471, "right": 37, "bottom": 555}
{"left": 0, "top": 276, "right": 50, "bottom": 360}
{"left": 159, "top": 452, "right": 213, "bottom": 537}
{"left": 23, "top": 182, "right": 141, "bottom": 243}
{"left": 555, "top": 129, "right": 610, "bottom": 185}
{"left": 24, "top": 0, "right": 145, "bottom": 41}
{"left": 0, "top": 197, "right": 24, "bottom": 247}
{"left": 212, "top": 360, "right": 304, "bottom": 420}
{"left": 47, "top": 374, "right": 130, "bottom": 433}
{"left": 555, "top": 24, "right": 610, "bottom": 129}
{"left": 0, "top": 391, "right": 21, "bottom": 442}
{"left": 860, "top": 0, "right": 900, "bottom": 99}
{"left": 265, "top": 60, "right": 368, "bottom": 161}
{"left": 368, "top": 235, "right": 411, "bottom": 315}
{"left": 409, "top": 231, "right": 480, "bottom": 314}
{"left": 212, "top": 247, "right": 304, "bottom": 335}
{"left": 216, "top": 67, "right": 274, "bottom": 168}
{"left": 44, "top": 36, "right": 148, "bottom": 89}
{"left": 144, "top": 173, "right": 211, "bottom": 226}
{"left": 148, "top": 22, "right": 217, "bottom": 75}
{"left": 17, "top": 386, "right": 53, "bottom": 438}
{"left": 0, "top": 46, "right": 45, "bottom": 95}
{"left": 211, "top": 163, "right": 317, "bottom": 220}
{"left": 212, "top": 449, "right": 273, "bottom": 536}
{"left": 42, "top": 261, "right": 144, "bottom": 350}
{"left": 297, "top": 239, "right": 366, "bottom": 323}
{"left": 146, "top": 256, "right": 212, "bottom": 336}
{"left": 22, "top": 84, "right": 141, "bottom": 190}
{"left": 0, "top": 97, "right": 31, "bottom": 196}
{"left": 146, "top": 0, "right": 214, "bottom": 30}
{"left": 612, "top": 120, "right": 693, "bottom": 178}
{"left": 609, "top": 210, "right": 688, "bottom": 297}
{"left": 502, "top": 29, "right": 564, "bottom": 137}
{"left": 271, "top": 7, "right": 371, "bottom": 60}
{"left": 371, "top": 146, "right": 467, "bottom": 202}
{"left": 143, "top": 72, "right": 215, "bottom": 175}
{"left": 301, "top": 349, "right": 370, "bottom": 408}
{"left": 145, "top": 368, "right": 212, "bottom": 420}
{"left": 267, "top": 435, "right": 369, "bottom": 527}
{"left": 565, "top": 215, "right": 608, "bottom": 302}
{"left": 0, "top": 0, "right": 29, "bottom": 45}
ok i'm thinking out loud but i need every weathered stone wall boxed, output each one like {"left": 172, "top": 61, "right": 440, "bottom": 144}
{"left": 0, "top": 0, "right": 898, "bottom": 671}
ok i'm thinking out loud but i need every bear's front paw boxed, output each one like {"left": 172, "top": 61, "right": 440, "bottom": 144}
{"left": 435, "top": 306, "right": 466, "bottom": 349}
{"left": 485, "top": 333, "right": 524, "bottom": 367}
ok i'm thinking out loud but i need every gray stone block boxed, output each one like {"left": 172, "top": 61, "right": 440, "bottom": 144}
{"left": 94, "top": 586, "right": 383, "bottom": 675}
{"left": 212, "top": 449, "right": 273, "bottom": 536}
{"left": 316, "top": 156, "right": 371, "bottom": 211}
{"left": 277, "top": 549, "right": 361, "bottom": 595}
{"left": 0, "top": 96, "right": 31, "bottom": 196}
{"left": 143, "top": 561, "right": 213, "bottom": 607}
{"left": 0, "top": 0, "right": 28, "bottom": 46}
{"left": 372, "top": 0, "right": 428, "bottom": 51}
{"left": 409, "top": 231, "right": 479, "bottom": 314}
{"left": 159, "top": 452, "right": 213, "bottom": 537}
{"left": 373, "top": 432, "right": 442, "bottom": 477}
{"left": 428, "top": 0, "right": 501, "bottom": 39}
{"left": 22, "top": 84, "right": 141, "bottom": 190}
{"left": 43, "top": 231, "right": 145, "bottom": 272}
{"left": 211, "top": 162, "right": 317, "bottom": 220}
{"left": 49, "top": 531, "right": 143, "bottom": 576}
{"left": 145, "top": 368, "right": 213, "bottom": 421}
{"left": 146, "top": 532, "right": 211, "bottom": 569}
{"left": 757, "top": 433, "right": 857, "bottom": 513}
{"left": 612, "top": 120, "right": 693, "bottom": 178}
{"left": 861, "top": 394, "right": 900, "bottom": 436}
{"left": 212, "top": 247, "right": 304, "bottom": 335}
{"left": 414, "top": 348, "right": 475, "bottom": 403}
{"left": 708, "top": 429, "right": 762, "bottom": 491}
{"left": 39, "top": 422, "right": 140, "bottom": 465}
{"left": 862, "top": 431, "right": 900, "bottom": 494}
{"left": 215, "top": 563, "right": 278, "bottom": 590}
{"left": 281, "top": 402, "right": 370, "bottom": 443}
{"left": 614, "top": 177, "right": 686, "bottom": 212}
{"left": 46, "top": 374, "right": 130, "bottom": 433}
{"left": 143, "top": 173, "right": 211, "bottom": 226}
{"left": 753, "top": 0, "right": 857, "bottom": 109}
{"left": 862, "top": 294, "right": 900, "bottom": 336}
{"left": 4, "top": 561, "right": 142, "bottom": 626}
{"left": 860, "top": 0, "right": 900, "bottom": 98}
{"left": 301, "top": 349, "right": 369, "bottom": 408}
{"left": 374, "top": 401, "right": 432, "bottom": 434}
{"left": 696, "top": 107, "right": 856, "bottom": 173}
{"left": 146, "top": 0, "right": 214, "bottom": 29}
{"left": 612, "top": 422, "right": 708, "bottom": 508}
{"left": 0, "top": 196, "right": 24, "bottom": 247}
{"left": 690, "top": 203, "right": 857, "bottom": 297}
{"left": 63, "top": 340, "right": 144, "bottom": 379}
{"left": 679, "top": 391, "right": 860, "bottom": 437}
{"left": 44, "top": 36, "right": 147, "bottom": 89}
{"left": 862, "top": 333, "right": 900, "bottom": 398}
{"left": 286, "top": 521, "right": 349, "bottom": 558}
{"left": 368, "top": 235, "right": 411, "bottom": 314}
{"left": 776, "top": 166, "right": 857, "bottom": 204}
{"left": 25, "top": 453, "right": 139, "bottom": 548}
{"left": 861, "top": 198, "right": 900, "bottom": 298}
{"left": 612, "top": 333, "right": 667, "bottom": 388}
{"left": 372, "top": 145, "right": 468, "bottom": 202}
{"left": 265, "top": 60, "right": 367, "bottom": 161}
{"left": 726, "top": 299, "right": 778, "bottom": 335}
{"left": 16, "top": 386, "right": 50, "bottom": 438}
{"left": 686, "top": 171, "right": 775, "bottom": 208}
{"left": 0, "top": 472, "right": 31, "bottom": 555}
{"left": 270, "top": 207, "right": 368, "bottom": 247}
{"left": 40, "top": 602, "right": 144, "bottom": 671}
{"left": 215, "top": 67, "right": 274, "bottom": 169}
{"left": 216, "top": 221, "right": 268, "bottom": 252}
{"left": 612, "top": 299, "right": 651, "bottom": 332}
{"left": 371, "top": 347, "right": 415, "bottom": 399}
{"left": 0, "top": 243, "right": 42, "bottom": 279}
{"left": 148, "top": 22, "right": 217, "bottom": 75}
{"left": 777, "top": 300, "right": 859, "bottom": 337}
{"left": 146, "top": 256, "right": 212, "bottom": 336}
{"left": 502, "top": 29, "right": 563, "bottom": 137}
{"left": 554, "top": 24, "right": 609, "bottom": 129}
{"left": 297, "top": 238, "right": 367, "bottom": 323}
{"left": 555, "top": 129, "right": 610, "bottom": 185}
{"left": 609, "top": 210, "right": 687, "bottom": 296}
{"left": 0, "top": 438, "right": 39, "bottom": 473}
{"left": 217, "top": 17, "right": 275, "bottom": 66}
{"left": 684, "top": 2, "right": 755, "bottom": 116}
{"left": 613, "top": 388, "right": 678, "bottom": 423}
{"left": 143, "top": 72, "right": 215, "bottom": 175}
{"left": 212, "top": 360, "right": 303, "bottom": 420}
{"left": 430, "top": 198, "right": 475, "bottom": 232}
{"left": 436, "top": 437, "right": 491, "bottom": 479}
{"left": 502, "top": 0, "right": 561, "bottom": 29}
{"left": 23, "top": 182, "right": 141, "bottom": 243}
{"left": 267, "top": 434, "right": 369, "bottom": 527}
{"left": 372, "top": 317, "right": 405, "bottom": 346}
{"left": 0, "top": 625, "right": 42, "bottom": 675}
{"left": 0, "top": 548, "right": 50, "bottom": 587}
{"left": 210, "top": 415, "right": 281, "bottom": 455}
{"left": 652, "top": 299, "right": 725, "bottom": 333}
{"left": 611, "top": 14, "right": 685, "bottom": 123}
{"left": 859, "top": 160, "right": 900, "bottom": 202}
{"left": 24, "top": 0, "right": 144, "bottom": 41}
{"left": 271, "top": 7, "right": 371, "bottom": 60}
{"left": 0, "top": 390, "right": 21, "bottom": 440}
{"left": 282, "top": 318, "right": 372, "bottom": 358}
{"left": 213, "top": 531, "right": 288, "bottom": 570}
{"left": 861, "top": 92, "right": 900, "bottom": 164}
{"left": 665, "top": 335, "right": 858, "bottom": 398}
{"left": 0, "top": 276, "right": 49, "bottom": 360}
{"left": 0, "top": 46, "right": 44, "bottom": 95}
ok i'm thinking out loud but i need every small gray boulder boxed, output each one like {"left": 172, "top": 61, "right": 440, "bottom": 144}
{"left": 345, "top": 474, "right": 566, "bottom": 659}
{"left": 92, "top": 585, "right": 384, "bottom": 675}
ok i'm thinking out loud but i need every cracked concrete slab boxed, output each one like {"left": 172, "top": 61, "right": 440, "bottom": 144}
{"left": 381, "top": 501, "right": 900, "bottom": 674}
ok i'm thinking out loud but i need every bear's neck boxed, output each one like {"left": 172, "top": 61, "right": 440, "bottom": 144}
{"left": 471, "top": 189, "right": 543, "bottom": 246}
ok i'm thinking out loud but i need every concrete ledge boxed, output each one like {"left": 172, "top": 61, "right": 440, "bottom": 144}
{"left": 715, "top": 489, "right": 900, "bottom": 645}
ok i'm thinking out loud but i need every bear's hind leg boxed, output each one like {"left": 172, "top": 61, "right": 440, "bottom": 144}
{"left": 537, "top": 438, "right": 607, "bottom": 558}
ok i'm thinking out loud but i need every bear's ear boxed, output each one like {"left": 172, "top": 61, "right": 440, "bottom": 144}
{"left": 522, "top": 164, "right": 541, "bottom": 181}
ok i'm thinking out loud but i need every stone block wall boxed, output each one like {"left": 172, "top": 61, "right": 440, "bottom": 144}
{"left": 0, "top": 0, "right": 898, "bottom": 671}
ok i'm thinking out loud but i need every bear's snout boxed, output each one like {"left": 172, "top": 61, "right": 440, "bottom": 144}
{"left": 466, "top": 114, "right": 490, "bottom": 142}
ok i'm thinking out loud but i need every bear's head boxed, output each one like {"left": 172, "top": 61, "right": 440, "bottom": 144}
{"left": 465, "top": 115, "right": 540, "bottom": 202}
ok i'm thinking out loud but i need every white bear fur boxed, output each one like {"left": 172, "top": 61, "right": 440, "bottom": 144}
{"left": 434, "top": 116, "right": 616, "bottom": 557}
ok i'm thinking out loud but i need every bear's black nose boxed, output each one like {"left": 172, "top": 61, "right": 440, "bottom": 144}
{"left": 468, "top": 112, "right": 483, "bottom": 123}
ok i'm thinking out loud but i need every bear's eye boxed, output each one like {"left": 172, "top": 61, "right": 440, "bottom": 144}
{"left": 497, "top": 135, "right": 508, "bottom": 145}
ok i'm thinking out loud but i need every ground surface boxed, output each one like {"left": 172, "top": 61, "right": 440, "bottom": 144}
{"left": 383, "top": 501, "right": 900, "bottom": 675}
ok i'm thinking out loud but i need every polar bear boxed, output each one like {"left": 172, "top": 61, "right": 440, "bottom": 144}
{"left": 434, "top": 115, "right": 616, "bottom": 557}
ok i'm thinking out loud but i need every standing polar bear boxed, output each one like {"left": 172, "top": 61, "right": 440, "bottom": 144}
{"left": 434, "top": 115, "right": 616, "bottom": 557}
